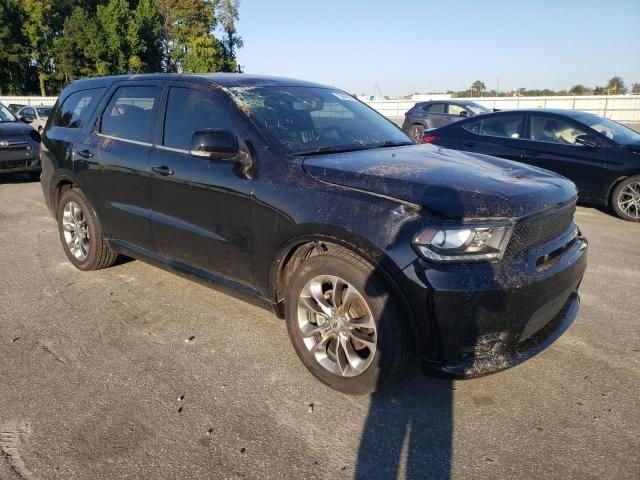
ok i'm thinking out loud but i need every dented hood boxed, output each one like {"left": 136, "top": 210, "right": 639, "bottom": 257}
{"left": 302, "top": 144, "right": 577, "bottom": 219}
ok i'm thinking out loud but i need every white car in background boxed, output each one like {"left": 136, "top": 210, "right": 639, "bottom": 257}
{"left": 16, "top": 105, "right": 53, "bottom": 133}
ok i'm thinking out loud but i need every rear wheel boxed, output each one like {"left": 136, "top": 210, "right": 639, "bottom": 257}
{"left": 408, "top": 124, "right": 425, "bottom": 143}
{"left": 56, "top": 189, "right": 118, "bottom": 270}
{"left": 611, "top": 176, "right": 640, "bottom": 222}
{"left": 284, "top": 249, "right": 410, "bottom": 394}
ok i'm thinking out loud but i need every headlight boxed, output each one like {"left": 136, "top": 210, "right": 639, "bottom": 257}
{"left": 413, "top": 223, "right": 513, "bottom": 262}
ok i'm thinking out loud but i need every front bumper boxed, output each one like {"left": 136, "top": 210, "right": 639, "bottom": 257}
{"left": 0, "top": 157, "right": 41, "bottom": 174}
{"left": 400, "top": 230, "right": 588, "bottom": 378}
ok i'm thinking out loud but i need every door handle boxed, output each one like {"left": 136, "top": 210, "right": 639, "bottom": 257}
{"left": 152, "top": 165, "right": 174, "bottom": 176}
{"left": 524, "top": 150, "right": 541, "bottom": 157}
{"left": 76, "top": 149, "right": 93, "bottom": 159}
{"left": 463, "top": 141, "right": 475, "bottom": 147}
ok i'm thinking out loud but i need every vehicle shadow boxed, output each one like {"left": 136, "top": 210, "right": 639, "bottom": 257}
{"left": 354, "top": 366, "right": 453, "bottom": 479}
{"left": 0, "top": 173, "right": 39, "bottom": 184}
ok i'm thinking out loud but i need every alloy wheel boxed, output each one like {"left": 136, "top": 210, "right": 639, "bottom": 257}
{"left": 297, "top": 275, "right": 377, "bottom": 377}
{"left": 62, "top": 201, "right": 90, "bottom": 261}
{"left": 617, "top": 181, "right": 640, "bottom": 219}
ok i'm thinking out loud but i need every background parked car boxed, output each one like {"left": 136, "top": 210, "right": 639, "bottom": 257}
{"left": 402, "top": 100, "right": 491, "bottom": 141}
{"left": 423, "top": 109, "right": 640, "bottom": 221}
{"left": 16, "top": 105, "right": 52, "bottom": 133}
{"left": 0, "top": 102, "right": 41, "bottom": 180}
{"left": 7, "top": 103, "right": 26, "bottom": 114}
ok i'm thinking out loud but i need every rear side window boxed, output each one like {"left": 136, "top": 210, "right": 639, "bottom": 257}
{"left": 462, "top": 115, "right": 523, "bottom": 139}
{"left": 163, "top": 87, "right": 232, "bottom": 150}
{"left": 424, "top": 103, "right": 445, "bottom": 114}
{"left": 100, "top": 85, "right": 160, "bottom": 143}
{"left": 52, "top": 88, "right": 104, "bottom": 129}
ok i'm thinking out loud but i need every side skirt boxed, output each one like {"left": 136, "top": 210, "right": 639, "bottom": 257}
{"left": 108, "top": 239, "right": 278, "bottom": 316}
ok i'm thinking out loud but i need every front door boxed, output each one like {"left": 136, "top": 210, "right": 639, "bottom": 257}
{"left": 148, "top": 83, "right": 254, "bottom": 286}
{"left": 522, "top": 114, "right": 608, "bottom": 200}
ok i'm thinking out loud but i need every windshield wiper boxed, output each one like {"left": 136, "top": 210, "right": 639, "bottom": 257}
{"left": 374, "top": 141, "right": 414, "bottom": 148}
{"left": 289, "top": 145, "right": 369, "bottom": 156}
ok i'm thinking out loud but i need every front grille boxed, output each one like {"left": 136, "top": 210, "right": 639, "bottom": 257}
{"left": 0, "top": 159, "right": 29, "bottom": 169}
{"left": 504, "top": 201, "right": 576, "bottom": 258}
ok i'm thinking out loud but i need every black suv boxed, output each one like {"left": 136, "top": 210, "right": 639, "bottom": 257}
{"left": 41, "top": 74, "right": 587, "bottom": 394}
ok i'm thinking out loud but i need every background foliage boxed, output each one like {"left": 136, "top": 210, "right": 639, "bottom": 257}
{"left": 0, "top": 0, "right": 242, "bottom": 96}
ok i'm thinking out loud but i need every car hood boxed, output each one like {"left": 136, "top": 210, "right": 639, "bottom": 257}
{"left": 302, "top": 144, "right": 577, "bottom": 219}
{"left": 0, "top": 122, "right": 33, "bottom": 136}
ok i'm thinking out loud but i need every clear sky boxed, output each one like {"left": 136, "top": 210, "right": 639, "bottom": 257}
{"left": 235, "top": 0, "right": 640, "bottom": 97}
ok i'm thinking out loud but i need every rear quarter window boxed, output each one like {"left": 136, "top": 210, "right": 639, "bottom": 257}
{"left": 52, "top": 88, "right": 105, "bottom": 129}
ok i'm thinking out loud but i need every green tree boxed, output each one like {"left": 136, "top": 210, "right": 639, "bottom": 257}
{"left": 594, "top": 86, "right": 607, "bottom": 95}
{"left": 607, "top": 76, "right": 626, "bottom": 95}
{"left": 53, "top": 7, "right": 101, "bottom": 83}
{"left": 217, "top": 0, "right": 243, "bottom": 72}
{"left": 96, "top": 0, "right": 131, "bottom": 74}
{"left": 0, "top": 0, "right": 30, "bottom": 95}
{"left": 21, "top": 0, "right": 65, "bottom": 95}
{"left": 470, "top": 80, "right": 486, "bottom": 97}
{"left": 569, "top": 84, "right": 587, "bottom": 95}
{"left": 128, "top": 0, "right": 164, "bottom": 73}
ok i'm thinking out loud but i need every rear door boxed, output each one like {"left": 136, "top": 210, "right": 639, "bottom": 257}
{"left": 423, "top": 103, "right": 449, "bottom": 128}
{"left": 81, "top": 81, "right": 163, "bottom": 251}
{"left": 147, "top": 81, "right": 254, "bottom": 286}
{"left": 454, "top": 113, "right": 527, "bottom": 162}
{"left": 521, "top": 114, "right": 608, "bottom": 200}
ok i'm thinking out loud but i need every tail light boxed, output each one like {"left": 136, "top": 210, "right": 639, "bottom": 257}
{"left": 422, "top": 134, "right": 439, "bottom": 144}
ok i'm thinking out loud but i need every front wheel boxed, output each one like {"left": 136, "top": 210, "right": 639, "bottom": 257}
{"left": 56, "top": 188, "right": 118, "bottom": 270}
{"left": 284, "top": 249, "right": 410, "bottom": 394}
{"left": 611, "top": 176, "right": 640, "bottom": 222}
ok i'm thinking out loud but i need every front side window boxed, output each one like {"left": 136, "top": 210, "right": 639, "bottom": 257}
{"left": 227, "top": 86, "right": 411, "bottom": 154}
{"left": 462, "top": 115, "right": 523, "bottom": 139}
{"left": 52, "top": 88, "right": 104, "bottom": 129}
{"left": 529, "top": 116, "right": 587, "bottom": 145}
{"left": 163, "top": 87, "right": 233, "bottom": 150}
{"left": 448, "top": 104, "right": 466, "bottom": 116}
{"left": 573, "top": 113, "right": 640, "bottom": 145}
{"left": 100, "top": 85, "right": 159, "bottom": 143}
{"left": 463, "top": 102, "right": 491, "bottom": 115}
{"left": 37, "top": 107, "right": 52, "bottom": 118}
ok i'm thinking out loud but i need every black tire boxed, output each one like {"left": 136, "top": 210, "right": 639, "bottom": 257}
{"left": 56, "top": 188, "right": 118, "bottom": 270}
{"left": 408, "top": 124, "right": 426, "bottom": 143}
{"left": 611, "top": 175, "right": 640, "bottom": 222}
{"left": 284, "top": 249, "right": 410, "bottom": 395}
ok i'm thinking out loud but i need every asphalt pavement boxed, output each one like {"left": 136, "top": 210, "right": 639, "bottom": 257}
{"left": 0, "top": 177, "right": 638, "bottom": 480}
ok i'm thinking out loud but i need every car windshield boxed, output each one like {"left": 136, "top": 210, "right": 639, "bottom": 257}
{"left": 576, "top": 114, "right": 640, "bottom": 145}
{"left": 37, "top": 107, "right": 52, "bottom": 117}
{"left": 0, "top": 104, "right": 17, "bottom": 123}
{"left": 463, "top": 102, "right": 491, "bottom": 115}
{"left": 226, "top": 86, "right": 412, "bottom": 154}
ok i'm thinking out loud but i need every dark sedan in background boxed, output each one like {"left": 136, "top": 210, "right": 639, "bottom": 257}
{"left": 0, "top": 102, "right": 41, "bottom": 180}
{"left": 402, "top": 100, "right": 491, "bottom": 141}
{"left": 423, "top": 109, "right": 640, "bottom": 221}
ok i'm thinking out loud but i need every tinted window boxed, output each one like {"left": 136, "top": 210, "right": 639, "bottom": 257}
{"left": 100, "top": 85, "right": 159, "bottom": 143}
{"left": 53, "top": 88, "right": 104, "bottom": 129}
{"left": 530, "top": 115, "right": 588, "bottom": 145}
{"left": 163, "top": 87, "right": 233, "bottom": 150}
{"left": 22, "top": 107, "right": 36, "bottom": 116}
{"left": 0, "top": 104, "right": 17, "bottom": 122}
{"left": 462, "top": 115, "right": 523, "bottom": 138}
{"left": 37, "top": 107, "right": 52, "bottom": 117}
{"left": 424, "top": 103, "right": 445, "bottom": 114}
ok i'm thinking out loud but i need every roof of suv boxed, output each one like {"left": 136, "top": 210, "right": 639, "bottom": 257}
{"left": 64, "top": 73, "right": 331, "bottom": 94}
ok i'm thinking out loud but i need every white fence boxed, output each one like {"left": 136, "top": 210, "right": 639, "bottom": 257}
{"left": 3, "top": 94, "right": 639, "bottom": 123}
{"left": 0, "top": 96, "right": 58, "bottom": 107}
{"left": 364, "top": 95, "right": 640, "bottom": 123}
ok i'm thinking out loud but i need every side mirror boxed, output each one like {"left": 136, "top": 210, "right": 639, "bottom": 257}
{"left": 575, "top": 134, "right": 599, "bottom": 148}
{"left": 459, "top": 110, "right": 469, "bottom": 117}
{"left": 189, "top": 129, "right": 239, "bottom": 160}
{"left": 20, "top": 115, "right": 35, "bottom": 124}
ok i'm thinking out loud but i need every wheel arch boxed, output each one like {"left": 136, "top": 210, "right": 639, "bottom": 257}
{"left": 269, "top": 231, "right": 424, "bottom": 350}
{"left": 605, "top": 174, "right": 633, "bottom": 206}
